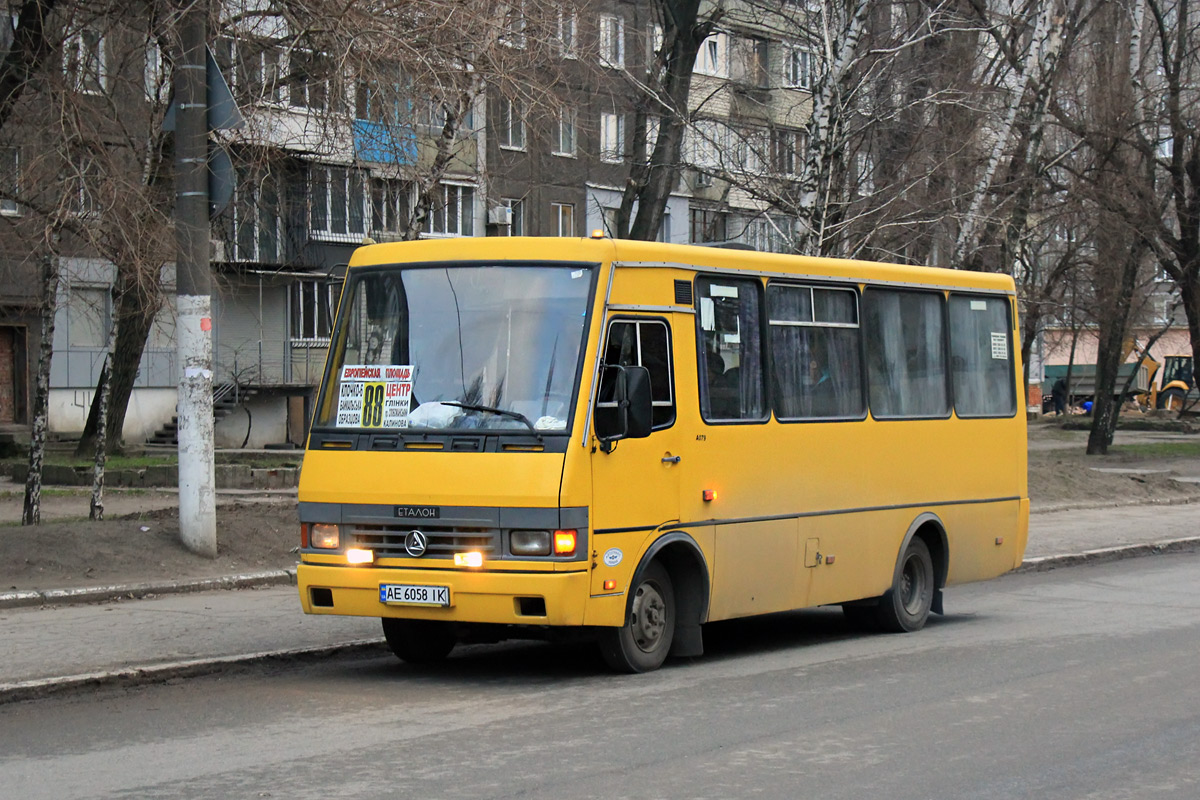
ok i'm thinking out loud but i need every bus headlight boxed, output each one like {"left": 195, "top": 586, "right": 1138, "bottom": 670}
{"left": 311, "top": 523, "right": 340, "bottom": 550}
{"left": 510, "top": 530, "right": 551, "bottom": 557}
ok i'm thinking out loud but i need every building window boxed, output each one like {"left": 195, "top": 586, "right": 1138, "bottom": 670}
{"left": 371, "top": 178, "right": 411, "bottom": 235}
{"left": 771, "top": 127, "right": 805, "bottom": 177}
{"left": 695, "top": 32, "right": 728, "bottom": 77}
{"left": 67, "top": 287, "right": 110, "bottom": 348}
{"left": 552, "top": 202, "right": 574, "bottom": 236}
{"left": 643, "top": 115, "right": 661, "bottom": 163}
{"left": 144, "top": 40, "right": 169, "bottom": 104}
{"left": 784, "top": 45, "right": 816, "bottom": 90}
{"left": 68, "top": 155, "right": 104, "bottom": 217}
{"left": 497, "top": 97, "right": 526, "bottom": 149}
{"left": 690, "top": 208, "right": 727, "bottom": 243}
{"left": 502, "top": 197, "right": 524, "bottom": 235}
{"left": 647, "top": 23, "right": 664, "bottom": 70}
{"left": 599, "top": 15, "right": 625, "bottom": 69}
{"left": 425, "top": 183, "right": 475, "bottom": 236}
{"left": 0, "top": 148, "right": 18, "bottom": 215}
{"left": 600, "top": 111, "right": 625, "bottom": 163}
{"left": 557, "top": 7, "right": 577, "bottom": 57}
{"left": 234, "top": 38, "right": 284, "bottom": 104}
{"left": 291, "top": 279, "right": 338, "bottom": 342}
{"left": 232, "top": 170, "right": 282, "bottom": 262}
{"left": 553, "top": 108, "right": 577, "bottom": 156}
{"left": 501, "top": 0, "right": 528, "bottom": 48}
{"left": 311, "top": 166, "right": 367, "bottom": 238}
{"left": 289, "top": 51, "right": 331, "bottom": 110}
{"left": 64, "top": 28, "right": 106, "bottom": 93}
{"left": 688, "top": 119, "right": 727, "bottom": 169}
{"left": 748, "top": 38, "right": 769, "bottom": 87}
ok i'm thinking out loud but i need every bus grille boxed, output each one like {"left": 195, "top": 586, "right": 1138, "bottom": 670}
{"left": 349, "top": 525, "right": 495, "bottom": 558}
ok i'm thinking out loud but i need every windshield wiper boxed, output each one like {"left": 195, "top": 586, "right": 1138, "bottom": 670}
{"left": 439, "top": 402, "right": 543, "bottom": 441}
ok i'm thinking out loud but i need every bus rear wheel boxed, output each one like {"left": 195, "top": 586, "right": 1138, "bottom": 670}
{"left": 381, "top": 618, "right": 457, "bottom": 664}
{"left": 599, "top": 561, "right": 675, "bottom": 673}
{"left": 878, "top": 537, "right": 935, "bottom": 633}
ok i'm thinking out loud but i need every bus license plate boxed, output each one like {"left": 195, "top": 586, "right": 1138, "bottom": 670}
{"left": 379, "top": 584, "right": 450, "bottom": 607}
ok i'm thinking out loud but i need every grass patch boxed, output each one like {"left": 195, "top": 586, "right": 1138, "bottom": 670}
{"left": 1107, "top": 441, "right": 1200, "bottom": 459}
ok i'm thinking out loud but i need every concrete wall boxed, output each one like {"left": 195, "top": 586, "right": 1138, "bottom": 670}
{"left": 48, "top": 387, "right": 178, "bottom": 441}
{"left": 214, "top": 393, "right": 289, "bottom": 448}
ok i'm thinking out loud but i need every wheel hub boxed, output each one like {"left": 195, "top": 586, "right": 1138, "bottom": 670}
{"left": 631, "top": 583, "right": 667, "bottom": 653}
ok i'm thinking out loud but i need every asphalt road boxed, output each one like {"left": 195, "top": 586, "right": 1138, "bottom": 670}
{"left": 2, "top": 553, "right": 1198, "bottom": 799}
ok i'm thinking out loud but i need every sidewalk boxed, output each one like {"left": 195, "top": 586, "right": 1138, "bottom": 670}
{"left": 2, "top": 487, "right": 1199, "bottom": 703}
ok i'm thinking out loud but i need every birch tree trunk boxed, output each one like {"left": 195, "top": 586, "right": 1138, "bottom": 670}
{"left": 951, "top": 0, "right": 1058, "bottom": 267}
{"left": 89, "top": 301, "right": 119, "bottom": 520}
{"left": 22, "top": 251, "right": 61, "bottom": 526}
{"left": 794, "top": 0, "right": 871, "bottom": 256}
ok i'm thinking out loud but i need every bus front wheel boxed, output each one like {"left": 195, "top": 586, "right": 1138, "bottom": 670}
{"left": 381, "top": 618, "right": 457, "bottom": 664}
{"left": 599, "top": 561, "right": 676, "bottom": 673}
{"left": 878, "top": 537, "right": 934, "bottom": 633}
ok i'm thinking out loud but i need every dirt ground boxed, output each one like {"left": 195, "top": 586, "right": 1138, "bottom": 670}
{"left": 1, "top": 500, "right": 298, "bottom": 593}
{"left": 2, "top": 422, "right": 1199, "bottom": 593}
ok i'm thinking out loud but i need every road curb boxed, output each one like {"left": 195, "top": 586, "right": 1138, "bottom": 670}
{"left": 0, "top": 638, "right": 386, "bottom": 705}
{"left": 1032, "top": 495, "right": 1200, "bottom": 514}
{"left": 1016, "top": 535, "right": 1200, "bottom": 572}
{"left": 0, "top": 568, "right": 298, "bottom": 609}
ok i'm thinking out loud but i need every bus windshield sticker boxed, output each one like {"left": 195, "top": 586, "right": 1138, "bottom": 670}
{"left": 700, "top": 297, "right": 715, "bottom": 330}
{"left": 990, "top": 333, "right": 1008, "bottom": 359}
{"left": 970, "top": 299, "right": 988, "bottom": 311}
{"left": 336, "top": 365, "right": 414, "bottom": 428}
{"left": 709, "top": 284, "right": 739, "bottom": 298}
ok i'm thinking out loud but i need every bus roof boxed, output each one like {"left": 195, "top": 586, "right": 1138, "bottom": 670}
{"left": 348, "top": 237, "right": 1016, "bottom": 294}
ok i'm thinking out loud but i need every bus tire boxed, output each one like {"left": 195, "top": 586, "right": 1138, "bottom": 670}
{"left": 599, "top": 561, "right": 675, "bottom": 673}
{"left": 381, "top": 618, "right": 456, "bottom": 664}
{"left": 1157, "top": 387, "right": 1187, "bottom": 412}
{"left": 878, "top": 537, "right": 934, "bottom": 633}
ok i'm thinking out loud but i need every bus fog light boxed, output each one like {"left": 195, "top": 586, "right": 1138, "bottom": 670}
{"left": 311, "top": 524, "right": 340, "bottom": 550}
{"left": 346, "top": 548, "right": 374, "bottom": 564}
{"left": 454, "top": 551, "right": 484, "bottom": 568}
{"left": 554, "top": 529, "right": 577, "bottom": 556}
{"left": 510, "top": 530, "right": 551, "bottom": 556}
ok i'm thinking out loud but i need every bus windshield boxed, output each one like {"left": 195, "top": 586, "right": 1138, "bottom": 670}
{"left": 314, "top": 264, "right": 595, "bottom": 433}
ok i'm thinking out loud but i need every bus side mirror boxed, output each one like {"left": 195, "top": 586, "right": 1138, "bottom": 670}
{"left": 596, "top": 365, "right": 653, "bottom": 452}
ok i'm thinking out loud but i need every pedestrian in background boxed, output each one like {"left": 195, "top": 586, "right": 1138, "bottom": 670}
{"left": 1052, "top": 377, "right": 1067, "bottom": 416}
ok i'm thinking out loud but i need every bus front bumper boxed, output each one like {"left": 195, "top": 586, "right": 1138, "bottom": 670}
{"left": 297, "top": 563, "right": 594, "bottom": 626}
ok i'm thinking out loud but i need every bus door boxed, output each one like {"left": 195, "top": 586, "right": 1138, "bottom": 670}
{"left": 590, "top": 316, "right": 684, "bottom": 559}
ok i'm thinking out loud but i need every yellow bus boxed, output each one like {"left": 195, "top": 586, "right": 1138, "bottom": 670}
{"left": 297, "top": 235, "right": 1028, "bottom": 672}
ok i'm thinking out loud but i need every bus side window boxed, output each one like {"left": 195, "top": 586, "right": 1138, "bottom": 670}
{"left": 768, "top": 283, "right": 864, "bottom": 420}
{"left": 599, "top": 319, "right": 676, "bottom": 429}
{"left": 697, "top": 277, "right": 765, "bottom": 422}
{"left": 948, "top": 294, "right": 1016, "bottom": 417}
{"left": 864, "top": 288, "right": 949, "bottom": 418}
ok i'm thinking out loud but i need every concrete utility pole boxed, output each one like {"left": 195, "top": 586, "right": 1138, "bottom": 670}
{"left": 174, "top": 0, "right": 216, "bottom": 557}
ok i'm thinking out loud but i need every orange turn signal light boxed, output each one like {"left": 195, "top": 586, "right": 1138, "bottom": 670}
{"left": 554, "top": 529, "right": 577, "bottom": 556}
{"left": 702, "top": 489, "right": 717, "bottom": 502}
{"left": 603, "top": 579, "right": 616, "bottom": 591}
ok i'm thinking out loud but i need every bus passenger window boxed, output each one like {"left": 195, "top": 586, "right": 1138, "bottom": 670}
{"left": 768, "top": 284, "right": 864, "bottom": 420}
{"left": 949, "top": 295, "right": 1016, "bottom": 417}
{"left": 696, "top": 277, "right": 765, "bottom": 422}
{"left": 600, "top": 319, "right": 676, "bottom": 429}
{"left": 864, "top": 289, "right": 949, "bottom": 418}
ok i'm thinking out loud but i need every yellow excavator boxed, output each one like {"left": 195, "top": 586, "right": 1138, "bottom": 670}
{"left": 1151, "top": 355, "right": 1196, "bottom": 411}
